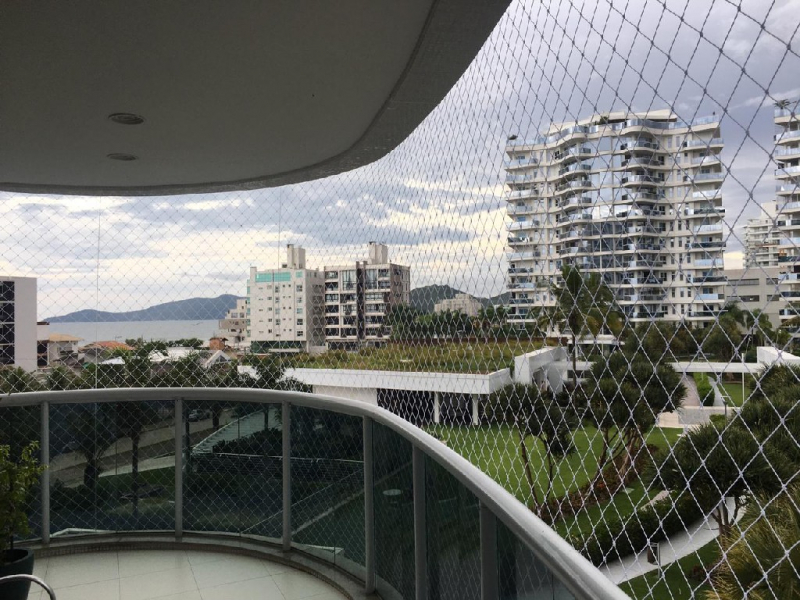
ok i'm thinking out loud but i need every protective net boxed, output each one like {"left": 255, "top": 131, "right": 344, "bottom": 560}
{"left": 2, "top": 1, "right": 800, "bottom": 598}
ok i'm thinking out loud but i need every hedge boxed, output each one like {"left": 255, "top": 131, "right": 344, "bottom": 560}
{"left": 694, "top": 372, "right": 715, "bottom": 407}
{"left": 570, "top": 492, "right": 710, "bottom": 566}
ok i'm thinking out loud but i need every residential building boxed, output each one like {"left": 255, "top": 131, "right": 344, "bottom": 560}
{"left": 724, "top": 267, "right": 783, "bottom": 329}
{"left": 0, "top": 276, "right": 37, "bottom": 371}
{"left": 773, "top": 102, "right": 800, "bottom": 330}
{"left": 434, "top": 293, "right": 483, "bottom": 317}
{"left": 216, "top": 298, "right": 248, "bottom": 349}
{"left": 324, "top": 242, "right": 411, "bottom": 349}
{"left": 247, "top": 244, "right": 325, "bottom": 353}
{"left": 743, "top": 201, "right": 782, "bottom": 268}
{"left": 36, "top": 322, "right": 83, "bottom": 367}
{"left": 79, "top": 341, "right": 134, "bottom": 364}
{"left": 503, "top": 110, "right": 726, "bottom": 329}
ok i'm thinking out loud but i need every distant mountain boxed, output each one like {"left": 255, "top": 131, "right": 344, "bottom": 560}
{"left": 47, "top": 295, "right": 242, "bottom": 323}
{"left": 410, "top": 285, "right": 508, "bottom": 313}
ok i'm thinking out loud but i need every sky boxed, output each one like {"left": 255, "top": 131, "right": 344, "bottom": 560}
{"left": 2, "top": 0, "right": 800, "bottom": 318}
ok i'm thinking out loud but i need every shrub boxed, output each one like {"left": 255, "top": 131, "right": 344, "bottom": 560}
{"left": 572, "top": 492, "right": 708, "bottom": 565}
{"left": 694, "top": 372, "right": 715, "bottom": 406}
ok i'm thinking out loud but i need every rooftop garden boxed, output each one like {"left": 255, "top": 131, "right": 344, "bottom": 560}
{"left": 290, "top": 340, "right": 544, "bottom": 374}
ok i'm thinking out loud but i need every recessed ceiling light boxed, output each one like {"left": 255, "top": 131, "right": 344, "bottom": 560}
{"left": 108, "top": 113, "right": 145, "bottom": 125}
{"left": 107, "top": 153, "right": 138, "bottom": 161}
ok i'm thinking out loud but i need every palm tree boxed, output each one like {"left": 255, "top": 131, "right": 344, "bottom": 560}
{"left": 706, "top": 484, "right": 800, "bottom": 599}
{"left": 550, "top": 265, "right": 617, "bottom": 380}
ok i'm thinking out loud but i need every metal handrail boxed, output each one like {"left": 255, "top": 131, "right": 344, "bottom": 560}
{"left": 1, "top": 387, "right": 629, "bottom": 600}
{"left": 0, "top": 574, "right": 57, "bottom": 599}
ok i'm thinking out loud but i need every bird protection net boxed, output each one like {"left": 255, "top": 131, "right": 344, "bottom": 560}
{"left": 2, "top": 1, "right": 800, "bottom": 598}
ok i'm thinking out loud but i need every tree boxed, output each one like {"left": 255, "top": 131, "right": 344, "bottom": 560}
{"left": 586, "top": 352, "right": 685, "bottom": 488}
{"left": 655, "top": 422, "right": 790, "bottom": 537}
{"left": 487, "top": 384, "right": 582, "bottom": 516}
{"left": 701, "top": 302, "right": 745, "bottom": 362}
{"left": 706, "top": 483, "right": 800, "bottom": 600}
{"left": 550, "top": 266, "right": 619, "bottom": 379}
{"left": 67, "top": 404, "right": 118, "bottom": 490}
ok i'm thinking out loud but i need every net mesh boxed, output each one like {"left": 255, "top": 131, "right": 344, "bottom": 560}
{"left": 3, "top": 0, "right": 800, "bottom": 597}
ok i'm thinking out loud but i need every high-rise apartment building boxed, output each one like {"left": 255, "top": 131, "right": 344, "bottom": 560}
{"left": 773, "top": 102, "right": 800, "bottom": 328}
{"left": 743, "top": 201, "right": 782, "bottom": 268}
{"left": 0, "top": 276, "right": 37, "bottom": 370}
{"left": 324, "top": 242, "right": 411, "bottom": 349}
{"left": 216, "top": 298, "right": 248, "bottom": 349}
{"left": 246, "top": 245, "right": 325, "bottom": 353}
{"left": 504, "top": 110, "right": 726, "bottom": 329}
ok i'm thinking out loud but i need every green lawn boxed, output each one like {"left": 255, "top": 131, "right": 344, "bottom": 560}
{"left": 292, "top": 340, "right": 544, "bottom": 374}
{"left": 620, "top": 539, "right": 720, "bottom": 599}
{"left": 719, "top": 381, "right": 749, "bottom": 407}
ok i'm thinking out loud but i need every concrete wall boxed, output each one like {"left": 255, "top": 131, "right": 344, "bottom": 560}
{"left": 9, "top": 277, "right": 36, "bottom": 371}
{"left": 514, "top": 346, "right": 568, "bottom": 392}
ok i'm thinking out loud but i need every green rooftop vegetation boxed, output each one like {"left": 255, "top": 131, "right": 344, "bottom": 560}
{"left": 291, "top": 340, "right": 544, "bottom": 374}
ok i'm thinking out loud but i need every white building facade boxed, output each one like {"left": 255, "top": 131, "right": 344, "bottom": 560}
{"left": 434, "top": 293, "right": 483, "bottom": 317}
{"left": 743, "top": 201, "right": 781, "bottom": 268}
{"left": 504, "top": 110, "right": 726, "bottom": 329}
{"left": 324, "top": 242, "right": 411, "bottom": 349}
{"left": 772, "top": 103, "right": 800, "bottom": 330}
{"left": 246, "top": 245, "right": 325, "bottom": 353}
{"left": 0, "top": 276, "right": 37, "bottom": 371}
{"left": 724, "top": 267, "right": 783, "bottom": 329}
{"left": 216, "top": 298, "right": 248, "bottom": 348}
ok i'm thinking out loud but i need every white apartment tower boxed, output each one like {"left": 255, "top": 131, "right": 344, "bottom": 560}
{"left": 504, "top": 110, "right": 726, "bottom": 328}
{"left": 773, "top": 102, "right": 800, "bottom": 328}
{"left": 324, "top": 242, "right": 411, "bottom": 349}
{"left": 0, "top": 277, "right": 37, "bottom": 371}
{"left": 743, "top": 201, "right": 781, "bottom": 268}
{"left": 246, "top": 245, "right": 325, "bottom": 352}
{"left": 216, "top": 298, "right": 248, "bottom": 348}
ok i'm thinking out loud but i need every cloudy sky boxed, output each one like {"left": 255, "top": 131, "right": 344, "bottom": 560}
{"left": 2, "top": 0, "right": 800, "bottom": 318}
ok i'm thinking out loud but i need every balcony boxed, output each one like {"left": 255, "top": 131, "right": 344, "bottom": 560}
{"left": 504, "top": 156, "right": 538, "bottom": 168}
{"left": 693, "top": 223, "right": 723, "bottom": 234}
{"left": 775, "top": 130, "right": 800, "bottom": 143}
{"left": 555, "top": 179, "right": 592, "bottom": 193}
{"left": 507, "top": 220, "right": 539, "bottom": 230}
{"left": 775, "top": 146, "right": 800, "bottom": 158}
{"left": 683, "top": 138, "right": 724, "bottom": 148}
{"left": 3, "top": 388, "right": 618, "bottom": 600}
{"left": 693, "top": 293, "right": 724, "bottom": 302}
{"left": 620, "top": 175, "right": 661, "bottom": 186}
{"left": 777, "top": 184, "right": 800, "bottom": 195}
{"left": 776, "top": 165, "right": 800, "bottom": 179}
{"left": 693, "top": 171, "right": 725, "bottom": 182}
{"left": 691, "top": 189, "right": 722, "bottom": 200}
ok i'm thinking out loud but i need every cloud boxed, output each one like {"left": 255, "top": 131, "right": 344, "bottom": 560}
{"left": 3, "top": 0, "right": 800, "bottom": 317}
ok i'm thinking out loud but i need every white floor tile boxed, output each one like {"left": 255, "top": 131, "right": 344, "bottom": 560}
{"left": 52, "top": 578, "right": 120, "bottom": 600}
{"left": 119, "top": 565, "right": 197, "bottom": 600}
{"left": 45, "top": 552, "right": 119, "bottom": 588}
{"left": 272, "top": 571, "right": 338, "bottom": 600}
{"left": 184, "top": 551, "right": 230, "bottom": 567}
{"left": 118, "top": 550, "right": 190, "bottom": 578}
{"left": 32, "top": 556, "right": 48, "bottom": 579}
{"left": 148, "top": 591, "right": 203, "bottom": 600}
{"left": 192, "top": 556, "right": 271, "bottom": 589}
{"left": 199, "top": 576, "right": 283, "bottom": 600}
{"left": 260, "top": 559, "right": 292, "bottom": 575}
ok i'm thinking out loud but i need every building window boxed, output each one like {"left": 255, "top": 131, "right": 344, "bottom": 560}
{"left": 297, "top": 319, "right": 303, "bottom": 326}
{"left": 296, "top": 285, "right": 303, "bottom": 292}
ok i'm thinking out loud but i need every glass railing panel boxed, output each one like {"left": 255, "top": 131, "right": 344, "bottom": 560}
{"left": 497, "top": 518, "right": 575, "bottom": 600}
{"left": 0, "top": 403, "right": 42, "bottom": 541}
{"left": 374, "top": 422, "right": 416, "bottom": 599}
{"left": 183, "top": 400, "right": 281, "bottom": 538}
{"left": 425, "top": 456, "right": 481, "bottom": 600}
{"left": 49, "top": 399, "right": 175, "bottom": 534}
{"left": 290, "top": 406, "right": 365, "bottom": 575}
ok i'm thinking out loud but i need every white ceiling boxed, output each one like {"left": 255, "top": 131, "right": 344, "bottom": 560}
{"left": 0, "top": 1, "right": 511, "bottom": 196}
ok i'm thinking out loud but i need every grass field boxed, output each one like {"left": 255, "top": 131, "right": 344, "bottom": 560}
{"left": 292, "top": 340, "right": 544, "bottom": 374}
{"left": 719, "top": 381, "right": 749, "bottom": 407}
{"left": 620, "top": 539, "right": 719, "bottom": 599}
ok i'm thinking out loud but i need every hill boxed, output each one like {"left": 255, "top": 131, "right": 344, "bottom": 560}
{"left": 47, "top": 294, "right": 241, "bottom": 323}
{"left": 410, "top": 285, "right": 508, "bottom": 313}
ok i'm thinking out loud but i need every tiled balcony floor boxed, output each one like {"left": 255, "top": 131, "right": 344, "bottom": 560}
{"left": 29, "top": 550, "right": 347, "bottom": 600}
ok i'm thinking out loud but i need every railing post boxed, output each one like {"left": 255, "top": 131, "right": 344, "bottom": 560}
{"left": 282, "top": 402, "right": 291, "bottom": 552}
{"left": 174, "top": 397, "right": 183, "bottom": 540}
{"left": 363, "top": 417, "right": 376, "bottom": 593}
{"left": 41, "top": 401, "right": 50, "bottom": 545}
{"left": 479, "top": 502, "right": 498, "bottom": 600}
{"left": 412, "top": 446, "right": 427, "bottom": 600}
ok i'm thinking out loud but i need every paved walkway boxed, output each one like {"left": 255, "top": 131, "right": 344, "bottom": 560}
{"left": 600, "top": 497, "right": 737, "bottom": 584}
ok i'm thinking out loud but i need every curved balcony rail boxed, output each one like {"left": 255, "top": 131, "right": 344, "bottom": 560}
{"left": 0, "top": 388, "right": 627, "bottom": 600}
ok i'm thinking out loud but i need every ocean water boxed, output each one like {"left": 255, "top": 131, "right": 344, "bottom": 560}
{"left": 50, "top": 320, "right": 220, "bottom": 345}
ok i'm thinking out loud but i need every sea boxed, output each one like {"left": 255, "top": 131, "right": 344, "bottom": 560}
{"left": 50, "top": 320, "right": 220, "bottom": 345}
